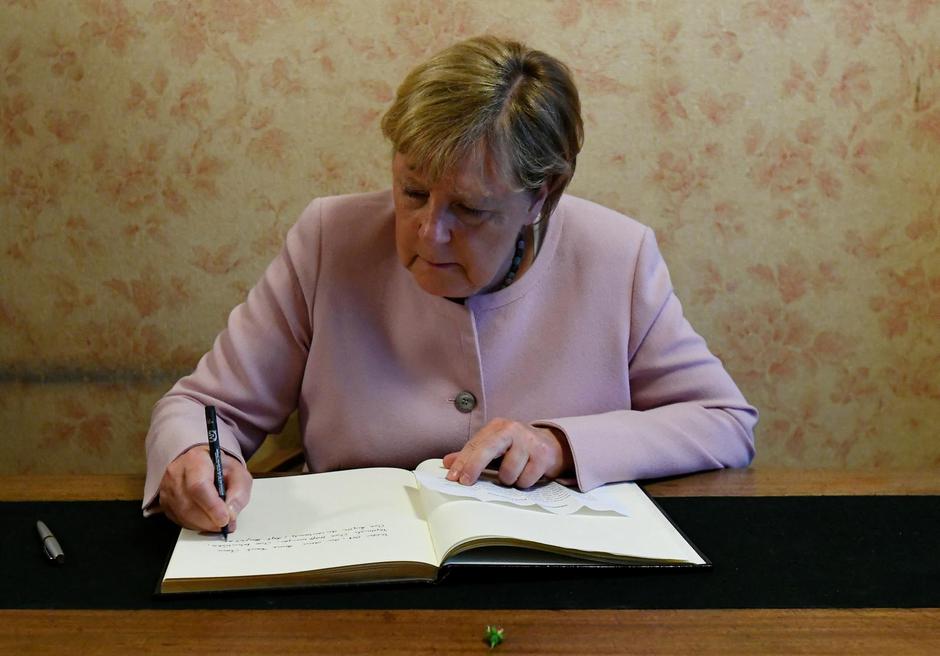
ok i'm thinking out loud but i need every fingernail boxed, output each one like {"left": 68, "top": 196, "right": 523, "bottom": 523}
{"left": 459, "top": 473, "right": 472, "bottom": 485}
{"left": 446, "top": 468, "right": 459, "bottom": 481}
{"left": 227, "top": 503, "right": 237, "bottom": 520}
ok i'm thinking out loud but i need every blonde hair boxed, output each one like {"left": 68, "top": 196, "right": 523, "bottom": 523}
{"left": 381, "top": 35, "right": 583, "bottom": 220}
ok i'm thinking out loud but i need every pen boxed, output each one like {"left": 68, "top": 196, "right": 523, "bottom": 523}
{"left": 36, "top": 520, "right": 65, "bottom": 564}
{"left": 205, "top": 405, "right": 228, "bottom": 540}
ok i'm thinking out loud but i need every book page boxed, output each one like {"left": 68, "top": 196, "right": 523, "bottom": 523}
{"left": 415, "top": 468, "right": 631, "bottom": 515}
{"left": 163, "top": 467, "right": 438, "bottom": 582}
{"left": 414, "top": 460, "right": 703, "bottom": 565}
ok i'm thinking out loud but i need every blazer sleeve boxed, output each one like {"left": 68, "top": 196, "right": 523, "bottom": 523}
{"left": 142, "top": 199, "right": 321, "bottom": 511}
{"left": 536, "top": 227, "right": 757, "bottom": 491}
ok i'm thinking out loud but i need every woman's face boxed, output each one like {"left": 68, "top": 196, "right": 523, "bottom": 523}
{"left": 392, "top": 150, "right": 546, "bottom": 298}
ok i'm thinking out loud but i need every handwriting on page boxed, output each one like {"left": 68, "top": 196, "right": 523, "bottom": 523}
{"left": 206, "top": 523, "right": 389, "bottom": 553}
{"left": 415, "top": 470, "right": 630, "bottom": 516}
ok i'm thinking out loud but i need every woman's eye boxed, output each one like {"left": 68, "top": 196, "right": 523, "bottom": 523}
{"left": 456, "top": 205, "right": 490, "bottom": 226}
{"left": 404, "top": 189, "right": 427, "bottom": 200}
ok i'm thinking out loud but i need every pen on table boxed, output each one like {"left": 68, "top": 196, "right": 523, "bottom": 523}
{"left": 205, "top": 405, "right": 229, "bottom": 540}
{"left": 36, "top": 520, "right": 65, "bottom": 564}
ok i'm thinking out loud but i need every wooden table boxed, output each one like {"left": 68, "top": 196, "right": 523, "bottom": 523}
{"left": 3, "top": 469, "right": 938, "bottom": 655}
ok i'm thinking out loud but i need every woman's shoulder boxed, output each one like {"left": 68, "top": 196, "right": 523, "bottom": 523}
{"left": 319, "top": 188, "right": 395, "bottom": 216}
{"left": 286, "top": 189, "right": 394, "bottom": 247}
{"left": 554, "top": 194, "right": 653, "bottom": 256}
{"left": 294, "top": 189, "right": 394, "bottom": 228}
{"left": 557, "top": 194, "right": 648, "bottom": 231}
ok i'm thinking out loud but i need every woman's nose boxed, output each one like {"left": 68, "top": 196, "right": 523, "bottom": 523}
{"left": 418, "top": 199, "right": 453, "bottom": 243}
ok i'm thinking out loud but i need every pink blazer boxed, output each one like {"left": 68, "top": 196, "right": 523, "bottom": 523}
{"left": 144, "top": 191, "right": 756, "bottom": 508}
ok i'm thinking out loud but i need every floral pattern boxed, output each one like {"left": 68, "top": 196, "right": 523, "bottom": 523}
{"left": 1, "top": 0, "right": 938, "bottom": 473}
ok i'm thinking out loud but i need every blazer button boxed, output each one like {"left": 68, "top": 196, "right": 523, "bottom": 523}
{"left": 454, "top": 391, "right": 477, "bottom": 413}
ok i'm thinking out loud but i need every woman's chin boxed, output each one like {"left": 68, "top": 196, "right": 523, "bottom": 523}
{"left": 410, "top": 266, "right": 474, "bottom": 298}
{"left": 414, "top": 277, "right": 470, "bottom": 298}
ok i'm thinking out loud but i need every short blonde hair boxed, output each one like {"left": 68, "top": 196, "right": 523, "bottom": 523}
{"left": 381, "top": 35, "right": 583, "bottom": 220}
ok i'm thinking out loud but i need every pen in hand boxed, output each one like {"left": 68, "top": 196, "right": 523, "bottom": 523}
{"left": 205, "top": 405, "right": 228, "bottom": 540}
{"left": 36, "top": 520, "right": 65, "bottom": 564}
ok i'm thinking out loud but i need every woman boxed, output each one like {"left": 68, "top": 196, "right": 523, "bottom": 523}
{"left": 145, "top": 36, "right": 756, "bottom": 533}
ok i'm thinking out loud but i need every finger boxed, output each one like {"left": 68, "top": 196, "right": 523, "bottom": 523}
{"left": 185, "top": 470, "right": 231, "bottom": 529}
{"left": 161, "top": 488, "right": 223, "bottom": 533}
{"left": 222, "top": 455, "right": 252, "bottom": 523}
{"left": 515, "top": 459, "right": 546, "bottom": 490}
{"left": 443, "top": 452, "right": 500, "bottom": 471}
{"left": 191, "top": 451, "right": 249, "bottom": 531}
{"left": 160, "top": 447, "right": 225, "bottom": 532}
{"left": 496, "top": 441, "right": 529, "bottom": 487}
{"left": 482, "top": 456, "right": 503, "bottom": 472}
{"left": 448, "top": 426, "right": 512, "bottom": 486}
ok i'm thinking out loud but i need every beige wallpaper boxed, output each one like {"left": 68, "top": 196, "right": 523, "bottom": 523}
{"left": 1, "top": 0, "right": 938, "bottom": 474}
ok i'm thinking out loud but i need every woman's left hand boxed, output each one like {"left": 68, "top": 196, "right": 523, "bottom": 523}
{"left": 442, "top": 418, "right": 574, "bottom": 488}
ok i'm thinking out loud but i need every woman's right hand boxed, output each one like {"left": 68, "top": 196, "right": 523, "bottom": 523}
{"left": 157, "top": 446, "right": 253, "bottom": 533}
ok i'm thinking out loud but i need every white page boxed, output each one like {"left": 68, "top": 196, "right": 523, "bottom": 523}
{"left": 415, "top": 468, "right": 631, "bottom": 515}
{"left": 163, "top": 467, "right": 437, "bottom": 581}
{"left": 414, "top": 460, "right": 704, "bottom": 565}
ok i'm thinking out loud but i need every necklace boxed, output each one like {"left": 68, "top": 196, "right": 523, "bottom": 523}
{"left": 447, "top": 229, "right": 528, "bottom": 304}
{"left": 496, "top": 230, "right": 526, "bottom": 290}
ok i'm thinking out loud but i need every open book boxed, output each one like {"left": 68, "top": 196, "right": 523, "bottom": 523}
{"left": 158, "top": 459, "right": 707, "bottom": 594}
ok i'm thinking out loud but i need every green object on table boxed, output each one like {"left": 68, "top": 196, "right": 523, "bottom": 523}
{"left": 484, "top": 625, "right": 505, "bottom": 648}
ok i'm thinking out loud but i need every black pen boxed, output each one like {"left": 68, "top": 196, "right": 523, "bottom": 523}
{"left": 205, "top": 405, "right": 228, "bottom": 540}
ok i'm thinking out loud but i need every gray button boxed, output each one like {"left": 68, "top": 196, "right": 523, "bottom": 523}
{"left": 454, "top": 391, "right": 477, "bottom": 413}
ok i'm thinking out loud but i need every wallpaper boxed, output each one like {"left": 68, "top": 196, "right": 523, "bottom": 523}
{"left": 1, "top": 0, "right": 938, "bottom": 474}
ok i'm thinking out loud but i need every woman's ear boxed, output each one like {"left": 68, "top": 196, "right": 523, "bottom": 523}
{"left": 526, "top": 175, "right": 567, "bottom": 223}
{"left": 526, "top": 184, "right": 550, "bottom": 224}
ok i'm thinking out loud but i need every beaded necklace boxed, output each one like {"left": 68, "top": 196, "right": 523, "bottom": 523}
{"left": 496, "top": 230, "right": 526, "bottom": 290}
{"left": 447, "top": 229, "right": 529, "bottom": 304}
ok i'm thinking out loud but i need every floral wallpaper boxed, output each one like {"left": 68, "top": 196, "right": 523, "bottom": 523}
{"left": 1, "top": 0, "right": 938, "bottom": 475}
